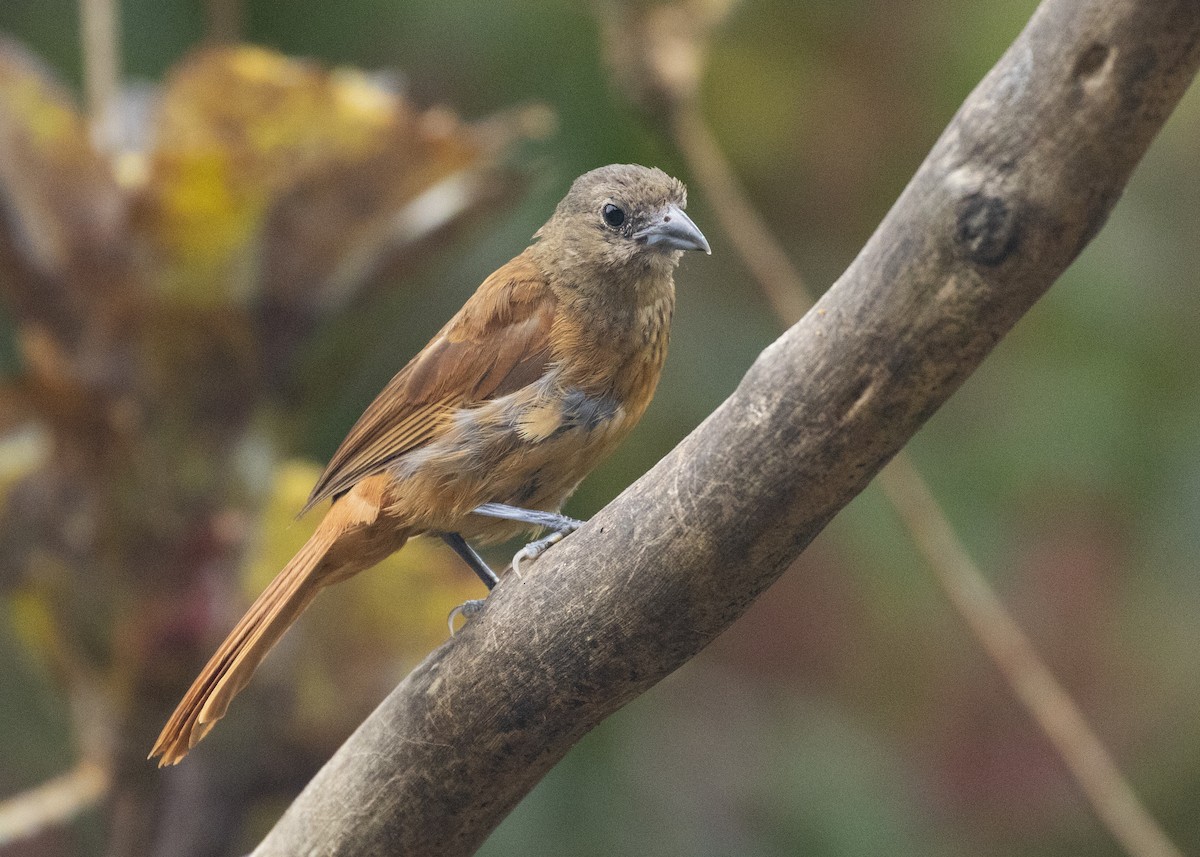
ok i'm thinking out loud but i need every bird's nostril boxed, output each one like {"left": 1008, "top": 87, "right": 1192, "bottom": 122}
{"left": 663, "top": 215, "right": 671, "bottom": 222}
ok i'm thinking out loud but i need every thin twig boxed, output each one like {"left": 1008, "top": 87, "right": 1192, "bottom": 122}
{"left": 204, "top": 0, "right": 243, "bottom": 44}
{"left": 79, "top": 0, "right": 120, "bottom": 130}
{"left": 0, "top": 643, "right": 116, "bottom": 845}
{"left": 881, "top": 455, "right": 1183, "bottom": 857}
{"left": 0, "top": 761, "right": 109, "bottom": 848}
{"left": 666, "top": 86, "right": 1182, "bottom": 857}
{"left": 670, "top": 105, "right": 810, "bottom": 326}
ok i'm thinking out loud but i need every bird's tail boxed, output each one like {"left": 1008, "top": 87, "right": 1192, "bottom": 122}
{"left": 151, "top": 521, "right": 362, "bottom": 766}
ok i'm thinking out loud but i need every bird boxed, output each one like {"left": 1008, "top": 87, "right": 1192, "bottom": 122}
{"left": 150, "top": 163, "right": 710, "bottom": 766}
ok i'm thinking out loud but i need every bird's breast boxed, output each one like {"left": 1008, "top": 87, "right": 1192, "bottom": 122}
{"left": 381, "top": 289, "right": 674, "bottom": 541}
{"left": 553, "top": 289, "right": 674, "bottom": 410}
{"left": 382, "top": 373, "right": 641, "bottom": 542}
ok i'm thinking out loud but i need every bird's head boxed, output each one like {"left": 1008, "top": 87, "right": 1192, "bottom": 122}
{"left": 534, "top": 164, "right": 710, "bottom": 284}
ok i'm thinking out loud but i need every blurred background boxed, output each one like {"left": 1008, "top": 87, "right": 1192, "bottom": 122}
{"left": 0, "top": 0, "right": 1198, "bottom": 855}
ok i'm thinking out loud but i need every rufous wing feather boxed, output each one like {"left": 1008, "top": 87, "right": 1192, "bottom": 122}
{"left": 302, "top": 250, "right": 558, "bottom": 514}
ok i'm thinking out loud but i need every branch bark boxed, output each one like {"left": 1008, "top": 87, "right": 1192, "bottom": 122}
{"left": 651, "top": 19, "right": 1181, "bottom": 855}
{"left": 253, "top": 1, "right": 1200, "bottom": 854}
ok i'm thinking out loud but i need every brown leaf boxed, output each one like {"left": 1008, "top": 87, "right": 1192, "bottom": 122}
{"left": 132, "top": 46, "right": 516, "bottom": 311}
{"left": 0, "top": 38, "right": 129, "bottom": 339}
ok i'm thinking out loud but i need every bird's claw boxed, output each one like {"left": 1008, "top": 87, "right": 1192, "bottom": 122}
{"left": 512, "top": 531, "right": 562, "bottom": 577}
{"left": 512, "top": 524, "right": 579, "bottom": 577}
{"left": 448, "top": 599, "right": 487, "bottom": 635}
{"left": 448, "top": 518, "right": 583, "bottom": 634}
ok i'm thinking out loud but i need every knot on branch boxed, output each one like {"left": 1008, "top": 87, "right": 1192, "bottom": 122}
{"left": 1073, "top": 42, "right": 1112, "bottom": 81}
{"left": 953, "top": 189, "right": 1023, "bottom": 268}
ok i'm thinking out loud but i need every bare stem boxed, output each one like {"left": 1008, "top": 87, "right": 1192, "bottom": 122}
{"left": 667, "top": 72, "right": 1182, "bottom": 857}
{"left": 0, "top": 762, "right": 109, "bottom": 848}
{"left": 79, "top": 0, "right": 120, "bottom": 130}
{"left": 670, "top": 104, "right": 811, "bottom": 326}
{"left": 881, "top": 455, "right": 1182, "bottom": 857}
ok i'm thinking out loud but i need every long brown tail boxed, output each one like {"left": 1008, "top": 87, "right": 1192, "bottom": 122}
{"left": 149, "top": 528, "right": 333, "bottom": 766}
{"left": 151, "top": 474, "right": 406, "bottom": 765}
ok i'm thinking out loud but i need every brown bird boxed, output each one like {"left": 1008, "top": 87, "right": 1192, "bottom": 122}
{"left": 150, "top": 164, "right": 709, "bottom": 765}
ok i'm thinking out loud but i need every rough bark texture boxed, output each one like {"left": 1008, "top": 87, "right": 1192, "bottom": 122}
{"left": 253, "top": 2, "right": 1200, "bottom": 854}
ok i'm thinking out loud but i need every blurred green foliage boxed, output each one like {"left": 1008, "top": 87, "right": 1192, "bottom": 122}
{"left": 2, "top": 1, "right": 1199, "bottom": 856}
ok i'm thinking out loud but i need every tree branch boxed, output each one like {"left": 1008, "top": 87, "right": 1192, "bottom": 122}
{"left": 252, "top": 1, "right": 1200, "bottom": 854}
{"left": 655, "top": 24, "right": 1181, "bottom": 857}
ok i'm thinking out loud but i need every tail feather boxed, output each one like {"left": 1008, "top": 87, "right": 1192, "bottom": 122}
{"left": 150, "top": 532, "right": 331, "bottom": 766}
{"left": 152, "top": 473, "right": 405, "bottom": 765}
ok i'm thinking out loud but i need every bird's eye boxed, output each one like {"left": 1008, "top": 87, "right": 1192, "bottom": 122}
{"left": 602, "top": 203, "right": 626, "bottom": 228}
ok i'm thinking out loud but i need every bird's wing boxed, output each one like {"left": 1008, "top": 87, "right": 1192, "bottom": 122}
{"left": 301, "top": 252, "right": 557, "bottom": 514}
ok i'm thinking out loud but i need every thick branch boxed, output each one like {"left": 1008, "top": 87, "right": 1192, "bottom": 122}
{"left": 253, "top": 2, "right": 1200, "bottom": 854}
{"left": 655, "top": 22, "right": 1180, "bottom": 856}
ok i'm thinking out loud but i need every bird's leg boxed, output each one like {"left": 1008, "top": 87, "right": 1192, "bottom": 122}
{"left": 442, "top": 533, "right": 495, "bottom": 634}
{"left": 471, "top": 502, "right": 584, "bottom": 533}
{"left": 441, "top": 532, "right": 498, "bottom": 589}
{"left": 471, "top": 502, "right": 585, "bottom": 576}
{"left": 446, "top": 505, "right": 585, "bottom": 633}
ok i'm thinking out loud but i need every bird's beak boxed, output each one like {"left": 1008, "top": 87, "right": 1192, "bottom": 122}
{"left": 634, "top": 204, "right": 711, "bottom": 255}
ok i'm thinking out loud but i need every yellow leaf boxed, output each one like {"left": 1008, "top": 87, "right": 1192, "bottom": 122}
{"left": 135, "top": 46, "right": 486, "bottom": 307}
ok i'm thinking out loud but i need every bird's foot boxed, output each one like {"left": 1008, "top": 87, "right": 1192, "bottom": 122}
{"left": 512, "top": 520, "right": 581, "bottom": 576}
{"left": 448, "top": 599, "right": 487, "bottom": 635}
{"left": 471, "top": 503, "right": 584, "bottom": 576}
